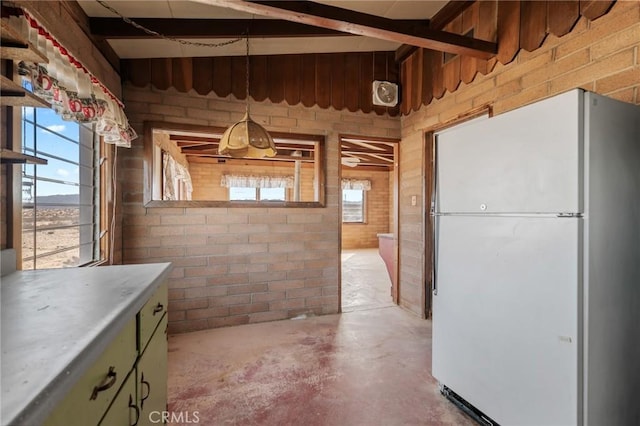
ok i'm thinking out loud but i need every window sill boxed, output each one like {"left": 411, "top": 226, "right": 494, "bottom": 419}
{"left": 144, "top": 200, "right": 326, "bottom": 208}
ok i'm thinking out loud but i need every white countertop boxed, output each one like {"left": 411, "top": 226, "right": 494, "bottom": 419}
{"left": 0, "top": 263, "right": 172, "bottom": 426}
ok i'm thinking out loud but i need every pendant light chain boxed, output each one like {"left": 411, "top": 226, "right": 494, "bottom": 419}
{"left": 245, "top": 35, "right": 251, "bottom": 114}
{"left": 96, "top": 0, "right": 242, "bottom": 48}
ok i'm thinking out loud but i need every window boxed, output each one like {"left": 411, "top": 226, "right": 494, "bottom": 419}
{"left": 21, "top": 106, "right": 101, "bottom": 269}
{"left": 260, "top": 187, "right": 286, "bottom": 201}
{"left": 145, "top": 122, "right": 325, "bottom": 207}
{"left": 342, "top": 189, "right": 365, "bottom": 223}
{"left": 229, "top": 187, "right": 286, "bottom": 201}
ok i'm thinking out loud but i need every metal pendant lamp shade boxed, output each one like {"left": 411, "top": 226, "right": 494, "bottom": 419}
{"left": 219, "top": 36, "right": 277, "bottom": 158}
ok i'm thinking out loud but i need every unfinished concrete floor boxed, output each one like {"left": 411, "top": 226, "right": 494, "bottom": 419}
{"left": 341, "top": 248, "right": 396, "bottom": 312}
{"left": 168, "top": 311, "right": 474, "bottom": 425}
{"left": 166, "top": 250, "right": 472, "bottom": 424}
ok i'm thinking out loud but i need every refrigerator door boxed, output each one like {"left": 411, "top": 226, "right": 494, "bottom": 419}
{"left": 432, "top": 215, "right": 580, "bottom": 426}
{"left": 435, "top": 90, "right": 583, "bottom": 214}
{"left": 583, "top": 92, "right": 640, "bottom": 425}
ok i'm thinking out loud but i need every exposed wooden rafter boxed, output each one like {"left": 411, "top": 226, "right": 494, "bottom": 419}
{"left": 90, "top": 17, "right": 428, "bottom": 39}
{"left": 194, "top": 0, "right": 497, "bottom": 59}
{"left": 395, "top": 0, "right": 476, "bottom": 63}
{"left": 169, "top": 132, "right": 395, "bottom": 169}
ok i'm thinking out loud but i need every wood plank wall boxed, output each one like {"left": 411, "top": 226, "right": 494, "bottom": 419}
{"left": 400, "top": 0, "right": 615, "bottom": 114}
{"left": 121, "top": 1, "right": 615, "bottom": 117}
{"left": 122, "top": 52, "right": 400, "bottom": 116}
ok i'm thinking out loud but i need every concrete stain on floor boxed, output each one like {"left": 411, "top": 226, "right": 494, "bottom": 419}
{"left": 167, "top": 250, "right": 472, "bottom": 425}
{"left": 167, "top": 306, "right": 474, "bottom": 426}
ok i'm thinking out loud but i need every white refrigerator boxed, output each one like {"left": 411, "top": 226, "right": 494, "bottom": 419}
{"left": 432, "top": 89, "right": 640, "bottom": 426}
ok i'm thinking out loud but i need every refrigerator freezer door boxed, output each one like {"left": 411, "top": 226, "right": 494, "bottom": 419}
{"left": 432, "top": 215, "right": 580, "bottom": 426}
{"left": 435, "top": 90, "right": 583, "bottom": 214}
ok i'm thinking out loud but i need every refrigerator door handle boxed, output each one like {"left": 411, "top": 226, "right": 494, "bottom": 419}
{"left": 432, "top": 135, "right": 439, "bottom": 296}
{"left": 433, "top": 214, "right": 439, "bottom": 295}
{"left": 431, "top": 134, "right": 439, "bottom": 216}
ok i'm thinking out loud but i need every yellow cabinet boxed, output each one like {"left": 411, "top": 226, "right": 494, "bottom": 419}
{"left": 44, "top": 320, "right": 137, "bottom": 426}
{"left": 98, "top": 371, "right": 138, "bottom": 426}
{"left": 137, "top": 315, "right": 168, "bottom": 426}
{"left": 138, "top": 282, "right": 168, "bottom": 353}
{"left": 43, "top": 282, "right": 168, "bottom": 426}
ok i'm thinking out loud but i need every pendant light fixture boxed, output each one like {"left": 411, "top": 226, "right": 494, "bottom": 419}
{"left": 219, "top": 35, "right": 277, "bottom": 158}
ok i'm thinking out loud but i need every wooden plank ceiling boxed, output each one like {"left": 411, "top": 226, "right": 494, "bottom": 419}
{"left": 169, "top": 131, "right": 395, "bottom": 171}
{"left": 93, "top": 0, "right": 616, "bottom": 117}
{"left": 94, "top": 0, "right": 498, "bottom": 115}
{"left": 174, "top": 132, "right": 318, "bottom": 165}
{"left": 340, "top": 137, "right": 395, "bottom": 171}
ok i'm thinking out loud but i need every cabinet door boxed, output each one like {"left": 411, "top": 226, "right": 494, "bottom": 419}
{"left": 137, "top": 315, "right": 168, "bottom": 426}
{"left": 44, "top": 320, "right": 136, "bottom": 426}
{"left": 138, "top": 282, "right": 168, "bottom": 353}
{"left": 99, "top": 371, "right": 139, "bottom": 426}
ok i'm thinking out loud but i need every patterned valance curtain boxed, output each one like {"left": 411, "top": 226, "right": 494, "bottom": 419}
{"left": 7, "top": 12, "right": 136, "bottom": 147}
{"left": 221, "top": 174, "right": 294, "bottom": 189}
{"left": 341, "top": 179, "right": 372, "bottom": 191}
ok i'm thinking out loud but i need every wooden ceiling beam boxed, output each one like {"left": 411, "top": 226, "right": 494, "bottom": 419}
{"left": 342, "top": 149, "right": 393, "bottom": 159}
{"left": 171, "top": 135, "right": 219, "bottom": 142}
{"left": 181, "top": 146, "right": 218, "bottom": 153}
{"left": 176, "top": 141, "right": 213, "bottom": 149}
{"left": 395, "top": 0, "right": 476, "bottom": 62}
{"left": 174, "top": 140, "right": 317, "bottom": 152}
{"left": 184, "top": 153, "right": 315, "bottom": 162}
{"left": 195, "top": 0, "right": 496, "bottom": 59}
{"left": 90, "top": 18, "right": 358, "bottom": 38}
{"left": 341, "top": 144, "right": 394, "bottom": 155}
{"left": 342, "top": 164, "right": 392, "bottom": 171}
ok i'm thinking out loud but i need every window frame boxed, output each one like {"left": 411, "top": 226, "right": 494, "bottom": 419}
{"left": 19, "top": 107, "right": 104, "bottom": 269}
{"left": 143, "top": 121, "right": 326, "bottom": 208}
{"left": 342, "top": 188, "right": 366, "bottom": 224}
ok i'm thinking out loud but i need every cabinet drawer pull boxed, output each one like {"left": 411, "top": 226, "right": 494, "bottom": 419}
{"left": 129, "top": 394, "right": 140, "bottom": 426}
{"left": 152, "top": 303, "right": 164, "bottom": 315}
{"left": 140, "top": 372, "right": 151, "bottom": 409}
{"left": 90, "top": 366, "right": 116, "bottom": 400}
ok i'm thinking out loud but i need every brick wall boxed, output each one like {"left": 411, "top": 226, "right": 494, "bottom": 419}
{"left": 119, "top": 84, "right": 401, "bottom": 333}
{"left": 398, "top": 1, "right": 640, "bottom": 317}
{"left": 341, "top": 169, "right": 391, "bottom": 249}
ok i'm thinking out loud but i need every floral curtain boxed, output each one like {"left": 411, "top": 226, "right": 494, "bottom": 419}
{"left": 341, "top": 179, "right": 372, "bottom": 191}
{"left": 8, "top": 11, "right": 136, "bottom": 147}
{"left": 221, "top": 174, "right": 294, "bottom": 189}
{"left": 163, "top": 154, "right": 193, "bottom": 200}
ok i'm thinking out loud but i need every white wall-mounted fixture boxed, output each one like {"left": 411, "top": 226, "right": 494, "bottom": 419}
{"left": 372, "top": 80, "right": 399, "bottom": 107}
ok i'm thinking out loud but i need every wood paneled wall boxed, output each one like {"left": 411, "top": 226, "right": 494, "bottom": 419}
{"left": 122, "top": 52, "right": 399, "bottom": 116}
{"left": 400, "top": 0, "right": 615, "bottom": 114}
{"left": 121, "top": 1, "right": 615, "bottom": 117}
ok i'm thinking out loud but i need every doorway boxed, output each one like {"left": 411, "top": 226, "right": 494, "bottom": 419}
{"left": 338, "top": 135, "right": 399, "bottom": 312}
